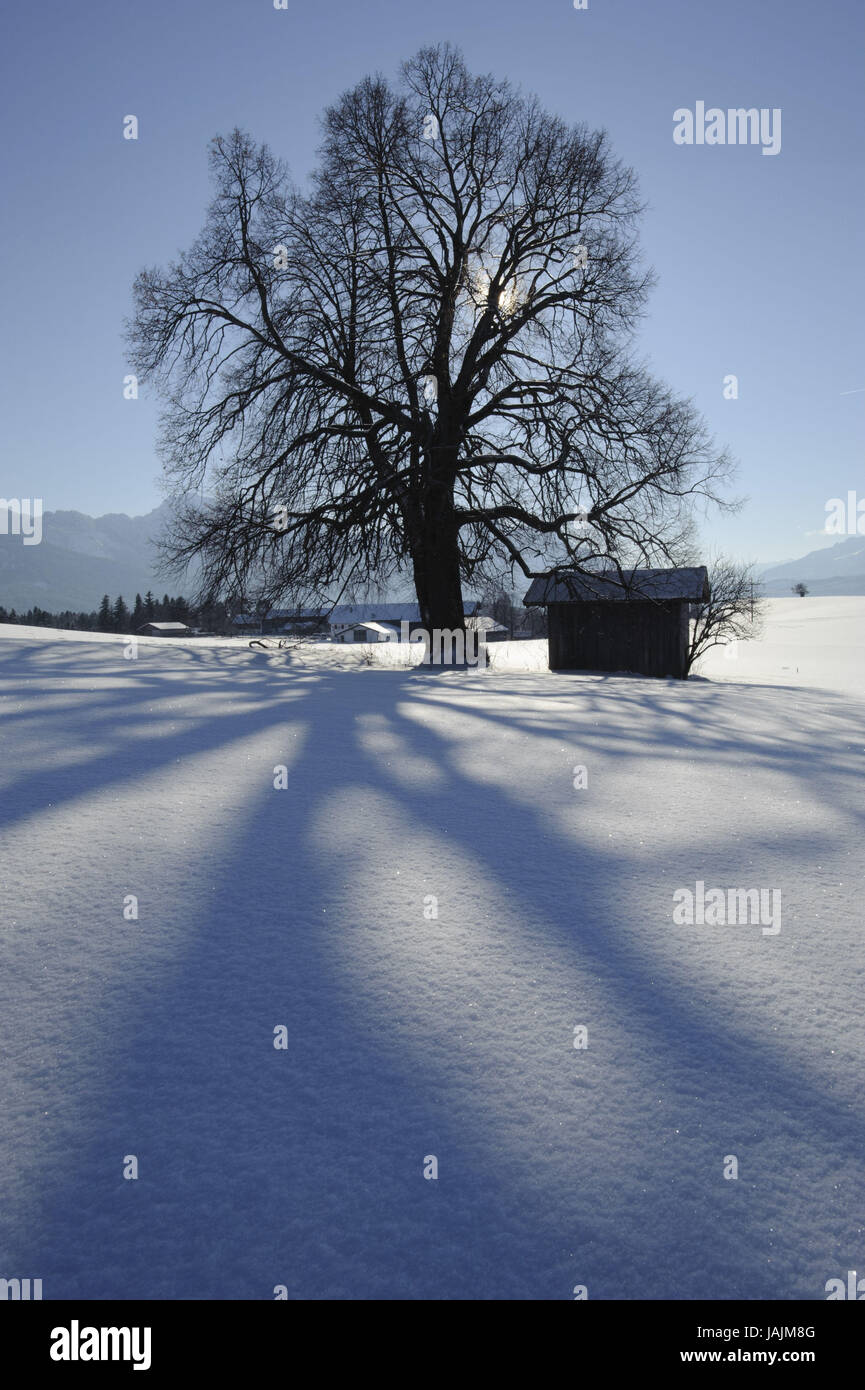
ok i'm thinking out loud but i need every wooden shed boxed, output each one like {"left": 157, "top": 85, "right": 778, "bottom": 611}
{"left": 524, "top": 567, "right": 710, "bottom": 679}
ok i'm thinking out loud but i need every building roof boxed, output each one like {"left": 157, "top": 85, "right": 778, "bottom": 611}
{"left": 266, "top": 609, "right": 327, "bottom": 621}
{"left": 467, "top": 614, "right": 508, "bottom": 632}
{"left": 327, "top": 602, "right": 479, "bottom": 625}
{"left": 137, "top": 621, "right": 191, "bottom": 632}
{"left": 337, "top": 620, "right": 396, "bottom": 636}
{"left": 524, "top": 567, "right": 710, "bottom": 606}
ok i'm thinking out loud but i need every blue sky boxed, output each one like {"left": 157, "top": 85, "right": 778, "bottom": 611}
{"left": 1, "top": 0, "right": 862, "bottom": 563}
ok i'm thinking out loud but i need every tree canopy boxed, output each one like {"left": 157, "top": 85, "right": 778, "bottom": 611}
{"left": 130, "top": 43, "right": 734, "bottom": 631}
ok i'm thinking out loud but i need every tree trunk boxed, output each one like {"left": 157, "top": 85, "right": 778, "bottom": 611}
{"left": 410, "top": 485, "right": 466, "bottom": 638}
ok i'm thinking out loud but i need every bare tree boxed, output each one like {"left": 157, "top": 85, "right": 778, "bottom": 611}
{"left": 686, "top": 557, "right": 765, "bottom": 674}
{"left": 792, "top": 582, "right": 809, "bottom": 597}
{"left": 479, "top": 581, "right": 517, "bottom": 636}
{"left": 129, "top": 44, "right": 735, "bottom": 635}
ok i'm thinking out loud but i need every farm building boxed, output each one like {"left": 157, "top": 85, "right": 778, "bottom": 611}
{"left": 329, "top": 614, "right": 508, "bottom": 645}
{"left": 319, "top": 602, "right": 482, "bottom": 638}
{"left": 229, "top": 610, "right": 327, "bottom": 637}
{"left": 333, "top": 621, "right": 398, "bottom": 644}
{"left": 524, "top": 567, "right": 710, "bottom": 678}
{"left": 230, "top": 602, "right": 482, "bottom": 640}
{"left": 136, "top": 621, "right": 191, "bottom": 637}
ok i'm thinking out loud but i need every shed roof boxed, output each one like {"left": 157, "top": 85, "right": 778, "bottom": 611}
{"left": 524, "top": 567, "right": 709, "bottom": 606}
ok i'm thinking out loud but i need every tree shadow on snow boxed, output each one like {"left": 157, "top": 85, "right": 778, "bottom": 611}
{"left": 2, "top": 647, "right": 863, "bottom": 1300}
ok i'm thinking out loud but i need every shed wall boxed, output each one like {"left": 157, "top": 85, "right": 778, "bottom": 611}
{"left": 547, "top": 600, "right": 688, "bottom": 678}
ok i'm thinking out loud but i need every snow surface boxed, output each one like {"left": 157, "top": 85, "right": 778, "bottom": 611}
{"left": 693, "top": 595, "right": 865, "bottom": 696}
{"left": 0, "top": 599, "right": 863, "bottom": 1300}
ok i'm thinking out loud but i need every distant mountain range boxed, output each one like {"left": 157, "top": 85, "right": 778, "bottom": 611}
{"left": 756, "top": 535, "right": 865, "bottom": 595}
{"left": 0, "top": 502, "right": 189, "bottom": 612}
{"left": 2, "top": 503, "right": 865, "bottom": 611}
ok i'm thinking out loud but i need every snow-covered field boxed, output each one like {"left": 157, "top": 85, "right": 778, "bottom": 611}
{"left": 694, "top": 596, "right": 865, "bottom": 696}
{"left": 0, "top": 598, "right": 862, "bottom": 1299}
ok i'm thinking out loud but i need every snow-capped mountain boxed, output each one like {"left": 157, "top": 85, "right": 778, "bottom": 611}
{"left": 757, "top": 535, "right": 865, "bottom": 595}
{"left": 0, "top": 501, "right": 193, "bottom": 611}
{"left": 4, "top": 501, "right": 865, "bottom": 611}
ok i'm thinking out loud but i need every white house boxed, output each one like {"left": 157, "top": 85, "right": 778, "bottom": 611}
{"left": 332, "top": 620, "right": 399, "bottom": 644}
